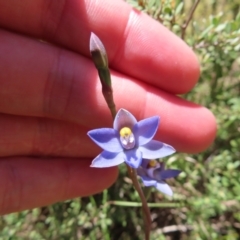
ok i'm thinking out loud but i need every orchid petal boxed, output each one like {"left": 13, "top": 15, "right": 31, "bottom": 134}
{"left": 87, "top": 128, "right": 122, "bottom": 152}
{"left": 124, "top": 148, "right": 142, "bottom": 168}
{"left": 136, "top": 167, "right": 147, "bottom": 177}
{"left": 160, "top": 162, "right": 166, "bottom": 170}
{"left": 156, "top": 182, "right": 173, "bottom": 196}
{"left": 160, "top": 169, "right": 181, "bottom": 180}
{"left": 113, "top": 109, "right": 137, "bottom": 131}
{"left": 133, "top": 116, "right": 159, "bottom": 146}
{"left": 140, "top": 159, "right": 150, "bottom": 168}
{"left": 140, "top": 176, "right": 157, "bottom": 187}
{"left": 91, "top": 151, "right": 124, "bottom": 168}
{"left": 139, "top": 140, "right": 176, "bottom": 159}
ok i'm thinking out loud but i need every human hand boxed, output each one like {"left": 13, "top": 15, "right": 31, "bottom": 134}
{"left": 0, "top": 0, "right": 216, "bottom": 214}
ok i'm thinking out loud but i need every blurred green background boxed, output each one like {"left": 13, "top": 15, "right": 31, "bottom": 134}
{"left": 1, "top": 0, "right": 240, "bottom": 239}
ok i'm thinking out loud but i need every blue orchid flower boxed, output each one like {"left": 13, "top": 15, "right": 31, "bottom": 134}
{"left": 87, "top": 108, "right": 175, "bottom": 168}
{"left": 137, "top": 159, "right": 181, "bottom": 196}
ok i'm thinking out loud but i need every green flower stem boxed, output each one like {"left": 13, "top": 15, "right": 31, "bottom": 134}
{"left": 107, "top": 200, "right": 181, "bottom": 208}
{"left": 90, "top": 32, "right": 151, "bottom": 240}
{"left": 94, "top": 65, "right": 116, "bottom": 118}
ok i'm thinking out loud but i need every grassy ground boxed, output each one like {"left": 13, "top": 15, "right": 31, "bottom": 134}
{"left": 1, "top": 0, "right": 240, "bottom": 239}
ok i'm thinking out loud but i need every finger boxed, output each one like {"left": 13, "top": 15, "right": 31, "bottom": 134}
{"left": 0, "top": 0, "right": 199, "bottom": 93}
{"left": 0, "top": 109, "right": 215, "bottom": 157}
{"left": 0, "top": 157, "right": 118, "bottom": 214}
{"left": 0, "top": 30, "right": 215, "bottom": 153}
{"left": 0, "top": 114, "right": 92, "bottom": 157}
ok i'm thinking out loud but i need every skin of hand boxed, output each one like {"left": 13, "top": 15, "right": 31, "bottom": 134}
{"left": 0, "top": 0, "right": 216, "bottom": 215}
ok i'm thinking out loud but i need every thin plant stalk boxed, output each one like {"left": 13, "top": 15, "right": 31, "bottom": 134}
{"left": 127, "top": 165, "right": 151, "bottom": 240}
{"left": 90, "top": 32, "right": 151, "bottom": 240}
{"left": 181, "top": 0, "right": 201, "bottom": 40}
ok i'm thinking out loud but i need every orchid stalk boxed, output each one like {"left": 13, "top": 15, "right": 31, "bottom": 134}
{"left": 89, "top": 32, "right": 152, "bottom": 239}
{"left": 89, "top": 32, "right": 180, "bottom": 240}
